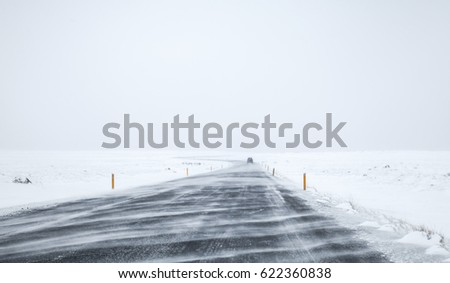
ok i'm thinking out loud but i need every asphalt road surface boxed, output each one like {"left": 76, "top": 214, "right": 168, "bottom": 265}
{"left": 0, "top": 164, "right": 389, "bottom": 262}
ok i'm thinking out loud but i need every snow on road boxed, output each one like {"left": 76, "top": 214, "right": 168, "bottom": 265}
{"left": 1, "top": 150, "right": 449, "bottom": 262}
{"left": 256, "top": 151, "right": 450, "bottom": 262}
{"left": 0, "top": 164, "right": 388, "bottom": 263}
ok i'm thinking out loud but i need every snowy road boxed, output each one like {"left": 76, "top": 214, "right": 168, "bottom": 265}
{"left": 0, "top": 164, "right": 388, "bottom": 262}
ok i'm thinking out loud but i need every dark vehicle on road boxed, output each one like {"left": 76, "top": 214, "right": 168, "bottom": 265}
{"left": 247, "top": 157, "right": 253, "bottom": 164}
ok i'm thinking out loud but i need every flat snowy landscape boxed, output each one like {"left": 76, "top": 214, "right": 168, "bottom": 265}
{"left": 0, "top": 151, "right": 232, "bottom": 212}
{"left": 0, "top": 150, "right": 449, "bottom": 262}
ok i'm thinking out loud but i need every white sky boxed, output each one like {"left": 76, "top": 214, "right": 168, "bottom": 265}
{"left": 1, "top": 0, "right": 449, "bottom": 150}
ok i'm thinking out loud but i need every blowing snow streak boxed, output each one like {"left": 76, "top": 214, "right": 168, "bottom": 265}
{"left": 0, "top": 164, "right": 388, "bottom": 262}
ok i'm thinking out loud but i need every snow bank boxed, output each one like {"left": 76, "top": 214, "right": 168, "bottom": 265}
{"left": 397, "top": 231, "right": 449, "bottom": 257}
{"left": 397, "top": 231, "right": 442, "bottom": 247}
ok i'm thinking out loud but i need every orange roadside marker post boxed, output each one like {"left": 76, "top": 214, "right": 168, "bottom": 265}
{"left": 303, "top": 173, "right": 306, "bottom": 191}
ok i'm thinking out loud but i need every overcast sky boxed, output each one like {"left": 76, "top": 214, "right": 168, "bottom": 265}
{"left": 1, "top": 0, "right": 449, "bottom": 151}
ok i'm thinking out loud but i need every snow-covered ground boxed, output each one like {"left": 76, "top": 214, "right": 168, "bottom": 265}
{"left": 0, "top": 150, "right": 233, "bottom": 214}
{"left": 256, "top": 151, "right": 450, "bottom": 262}
{"left": 1, "top": 150, "right": 449, "bottom": 262}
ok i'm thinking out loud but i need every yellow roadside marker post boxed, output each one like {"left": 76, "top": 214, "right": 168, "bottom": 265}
{"left": 303, "top": 173, "right": 306, "bottom": 191}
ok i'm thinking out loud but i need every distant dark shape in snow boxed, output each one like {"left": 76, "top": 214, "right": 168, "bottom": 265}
{"left": 247, "top": 157, "right": 254, "bottom": 164}
{"left": 12, "top": 177, "right": 32, "bottom": 184}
